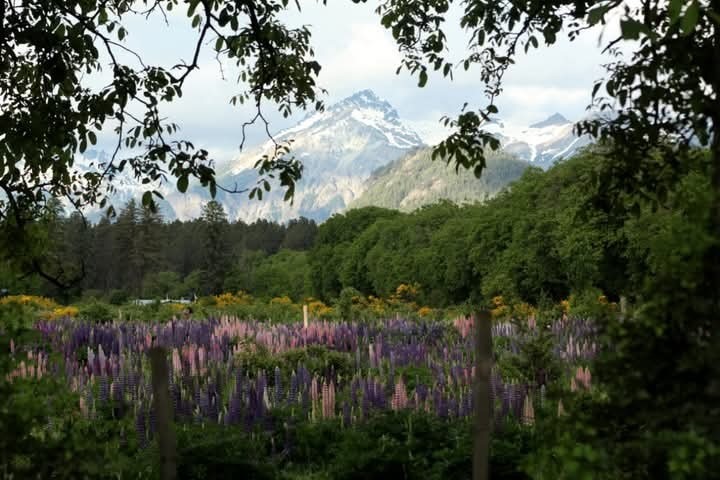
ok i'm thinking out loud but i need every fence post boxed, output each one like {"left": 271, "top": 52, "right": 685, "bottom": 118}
{"left": 150, "top": 346, "right": 178, "bottom": 480}
{"left": 473, "top": 310, "right": 492, "bottom": 480}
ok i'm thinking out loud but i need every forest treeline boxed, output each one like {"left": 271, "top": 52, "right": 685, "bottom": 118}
{"left": 1, "top": 146, "right": 710, "bottom": 309}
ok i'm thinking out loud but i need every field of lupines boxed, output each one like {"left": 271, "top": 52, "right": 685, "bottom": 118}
{"left": 9, "top": 314, "right": 597, "bottom": 449}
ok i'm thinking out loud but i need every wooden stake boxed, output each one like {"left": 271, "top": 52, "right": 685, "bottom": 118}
{"left": 473, "top": 310, "right": 492, "bottom": 480}
{"left": 303, "top": 304, "right": 309, "bottom": 329}
{"left": 150, "top": 347, "right": 178, "bottom": 480}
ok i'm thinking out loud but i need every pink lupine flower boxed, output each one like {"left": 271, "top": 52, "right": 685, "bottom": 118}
{"left": 310, "top": 376, "right": 319, "bottom": 403}
{"left": 522, "top": 395, "right": 535, "bottom": 425}
{"left": 391, "top": 377, "right": 408, "bottom": 410}
{"left": 574, "top": 366, "right": 591, "bottom": 390}
{"left": 584, "top": 366, "right": 592, "bottom": 388}
{"left": 172, "top": 349, "right": 182, "bottom": 375}
{"left": 321, "top": 381, "right": 335, "bottom": 419}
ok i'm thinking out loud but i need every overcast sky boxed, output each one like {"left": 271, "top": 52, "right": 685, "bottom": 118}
{"left": 93, "top": 1, "right": 625, "bottom": 161}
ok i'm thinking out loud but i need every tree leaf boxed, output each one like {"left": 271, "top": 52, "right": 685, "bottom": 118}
{"left": 668, "top": 0, "right": 683, "bottom": 23}
{"left": 418, "top": 70, "right": 428, "bottom": 88}
{"left": 142, "top": 191, "right": 153, "bottom": 207}
{"left": 681, "top": 1, "right": 699, "bottom": 34}
{"left": 620, "top": 19, "right": 643, "bottom": 40}
{"left": 177, "top": 176, "right": 189, "bottom": 193}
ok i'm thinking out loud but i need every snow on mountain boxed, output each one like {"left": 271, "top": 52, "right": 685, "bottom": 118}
{"left": 75, "top": 101, "right": 592, "bottom": 223}
{"left": 190, "top": 89, "right": 426, "bottom": 223}
{"left": 484, "top": 113, "right": 592, "bottom": 169}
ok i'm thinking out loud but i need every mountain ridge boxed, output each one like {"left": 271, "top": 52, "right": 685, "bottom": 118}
{"left": 77, "top": 90, "right": 592, "bottom": 223}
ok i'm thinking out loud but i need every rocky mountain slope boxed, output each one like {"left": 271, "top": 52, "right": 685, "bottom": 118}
{"left": 163, "top": 89, "right": 425, "bottom": 222}
{"left": 349, "top": 148, "right": 531, "bottom": 212}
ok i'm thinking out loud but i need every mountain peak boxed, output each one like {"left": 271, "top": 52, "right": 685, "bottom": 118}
{"left": 529, "top": 113, "right": 570, "bottom": 129}
{"left": 333, "top": 89, "right": 399, "bottom": 120}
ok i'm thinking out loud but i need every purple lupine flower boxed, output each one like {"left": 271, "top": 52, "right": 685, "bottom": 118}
{"left": 342, "top": 401, "right": 351, "bottom": 427}
{"left": 228, "top": 389, "right": 242, "bottom": 425}
{"left": 274, "top": 366, "right": 282, "bottom": 406}
{"left": 288, "top": 372, "right": 298, "bottom": 405}
{"left": 301, "top": 386, "right": 310, "bottom": 415}
{"left": 361, "top": 386, "right": 370, "bottom": 420}
{"left": 350, "top": 377, "right": 359, "bottom": 407}
{"left": 99, "top": 375, "right": 109, "bottom": 404}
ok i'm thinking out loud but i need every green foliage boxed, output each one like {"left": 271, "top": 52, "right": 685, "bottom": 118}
{"left": 496, "top": 320, "right": 562, "bottom": 387}
{"left": 78, "top": 300, "right": 115, "bottom": 324}
{"left": 250, "top": 250, "right": 312, "bottom": 301}
{"left": 527, "top": 149, "right": 720, "bottom": 478}
{"left": 308, "top": 149, "right": 634, "bottom": 307}
{"left": 142, "top": 271, "right": 184, "bottom": 299}
{"left": 311, "top": 207, "right": 400, "bottom": 299}
{"left": 0, "top": 307, "right": 138, "bottom": 478}
{"left": 107, "top": 289, "right": 130, "bottom": 305}
{"left": 134, "top": 424, "right": 278, "bottom": 480}
{"left": 0, "top": 301, "right": 37, "bottom": 332}
{"left": 335, "top": 287, "right": 363, "bottom": 321}
{"left": 127, "top": 412, "right": 534, "bottom": 480}
{"left": 236, "top": 343, "right": 354, "bottom": 381}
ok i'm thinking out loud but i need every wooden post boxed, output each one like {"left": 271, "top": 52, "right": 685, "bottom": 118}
{"left": 150, "top": 347, "right": 178, "bottom": 480}
{"left": 303, "top": 304, "right": 309, "bottom": 329}
{"left": 473, "top": 310, "right": 492, "bottom": 480}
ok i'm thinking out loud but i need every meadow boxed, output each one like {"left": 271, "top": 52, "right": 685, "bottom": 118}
{"left": 4, "top": 294, "right": 597, "bottom": 479}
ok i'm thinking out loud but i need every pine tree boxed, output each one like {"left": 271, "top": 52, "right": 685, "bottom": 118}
{"left": 137, "top": 205, "right": 165, "bottom": 296}
{"left": 113, "top": 200, "right": 141, "bottom": 295}
{"left": 201, "top": 201, "right": 228, "bottom": 295}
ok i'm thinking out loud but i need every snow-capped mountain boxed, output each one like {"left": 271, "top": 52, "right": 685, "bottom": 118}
{"left": 168, "top": 89, "right": 425, "bottom": 223}
{"left": 485, "top": 113, "right": 592, "bottom": 169}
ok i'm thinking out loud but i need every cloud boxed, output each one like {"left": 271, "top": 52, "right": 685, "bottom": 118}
{"left": 315, "top": 23, "right": 403, "bottom": 96}
{"left": 83, "top": 1, "right": 633, "bottom": 155}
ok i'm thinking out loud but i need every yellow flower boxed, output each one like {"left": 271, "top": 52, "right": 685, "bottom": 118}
{"left": 490, "top": 304, "right": 510, "bottom": 319}
{"left": 44, "top": 306, "right": 79, "bottom": 320}
{"left": 560, "top": 299, "right": 571, "bottom": 313}
{"left": 417, "top": 306, "right": 433, "bottom": 317}
{"left": 213, "top": 291, "right": 253, "bottom": 307}
{"left": 270, "top": 295, "right": 293, "bottom": 305}
{"left": 512, "top": 302, "right": 537, "bottom": 318}
{"left": 307, "top": 300, "right": 333, "bottom": 317}
{"left": 395, "top": 283, "right": 420, "bottom": 301}
{"left": 0, "top": 295, "right": 57, "bottom": 310}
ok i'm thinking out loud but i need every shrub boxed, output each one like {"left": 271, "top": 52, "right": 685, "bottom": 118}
{"left": 78, "top": 301, "right": 115, "bottom": 324}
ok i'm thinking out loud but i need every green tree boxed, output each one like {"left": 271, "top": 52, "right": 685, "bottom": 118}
{"left": 137, "top": 204, "right": 166, "bottom": 294}
{"left": 113, "top": 199, "right": 141, "bottom": 294}
{"left": 143, "top": 271, "right": 183, "bottom": 299}
{"left": 201, "top": 200, "right": 229, "bottom": 294}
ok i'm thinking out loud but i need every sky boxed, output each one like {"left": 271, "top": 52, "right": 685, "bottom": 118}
{"left": 90, "top": 1, "right": 626, "bottom": 162}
